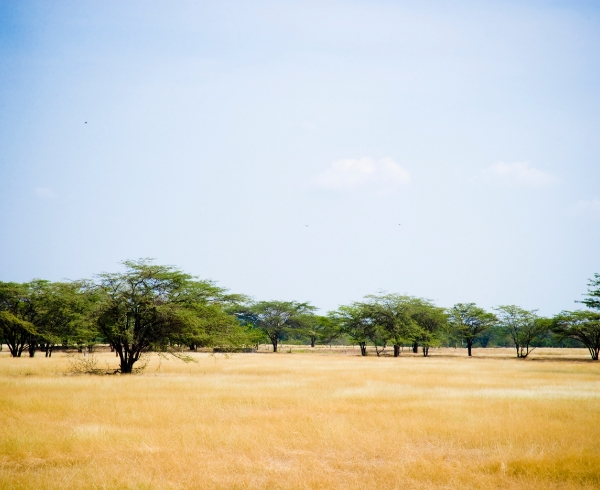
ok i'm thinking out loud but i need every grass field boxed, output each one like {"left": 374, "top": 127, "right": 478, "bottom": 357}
{"left": 1, "top": 347, "right": 599, "bottom": 489}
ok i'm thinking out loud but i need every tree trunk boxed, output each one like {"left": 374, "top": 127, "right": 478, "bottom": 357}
{"left": 28, "top": 343, "right": 37, "bottom": 357}
{"left": 121, "top": 362, "right": 133, "bottom": 374}
{"left": 423, "top": 346, "right": 429, "bottom": 357}
{"left": 7, "top": 342, "right": 23, "bottom": 357}
{"left": 467, "top": 341, "right": 472, "bottom": 357}
{"left": 393, "top": 345, "right": 400, "bottom": 357}
{"left": 115, "top": 345, "right": 138, "bottom": 373}
{"left": 412, "top": 342, "right": 418, "bottom": 353}
{"left": 119, "top": 353, "right": 136, "bottom": 373}
{"left": 310, "top": 336, "right": 316, "bottom": 348}
{"left": 359, "top": 342, "right": 367, "bottom": 356}
{"left": 272, "top": 340, "right": 278, "bottom": 352}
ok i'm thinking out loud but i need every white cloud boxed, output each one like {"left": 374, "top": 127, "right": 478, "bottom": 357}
{"left": 571, "top": 198, "right": 600, "bottom": 219}
{"left": 479, "top": 162, "right": 557, "bottom": 187}
{"left": 312, "top": 157, "right": 410, "bottom": 192}
{"left": 34, "top": 187, "right": 57, "bottom": 198}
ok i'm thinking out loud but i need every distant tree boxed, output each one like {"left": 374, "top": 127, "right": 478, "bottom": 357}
{"left": 91, "top": 259, "right": 230, "bottom": 373}
{"left": 410, "top": 298, "right": 447, "bottom": 357}
{"left": 332, "top": 304, "right": 372, "bottom": 356}
{"left": 367, "top": 317, "right": 389, "bottom": 357}
{"left": 448, "top": 303, "right": 496, "bottom": 357}
{"left": 553, "top": 310, "right": 600, "bottom": 360}
{"left": 178, "top": 287, "right": 247, "bottom": 352}
{"left": 32, "top": 281, "right": 97, "bottom": 356}
{"left": 0, "top": 309, "right": 35, "bottom": 357}
{"left": 364, "top": 294, "right": 417, "bottom": 357}
{"left": 552, "top": 274, "right": 600, "bottom": 361}
{"left": 495, "top": 305, "right": 549, "bottom": 358}
{"left": 303, "top": 315, "right": 340, "bottom": 348}
{"left": 0, "top": 282, "right": 37, "bottom": 357}
{"left": 235, "top": 301, "right": 315, "bottom": 352}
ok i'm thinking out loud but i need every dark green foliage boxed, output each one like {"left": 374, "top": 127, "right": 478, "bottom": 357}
{"left": 410, "top": 298, "right": 448, "bottom": 357}
{"left": 330, "top": 295, "right": 447, "bottom": 357}
{"left": 552, "top": 274, "right": 600, "bottom": 360}
{"left": 495, "top": 305, "right": 549, "bottom": 358}
{"left": 302, "top": 315, "right": 340, "bottom": 347}
{"left": 91, "top": 259, "right": 239, "bottom": 373}
{"left": 0, "top": 283, "right": 34, "bottom": 357}
{"left": 363, "top": 294, "right": 417, "bottom": 357}
{"left": 580, "top": 273, "right": 600, "bottom": 311}
{"left": 553, "top": 310, "right": 600, "bottom": 360}
{"left": 448, "top": 303, "right": 496, "bottom": 357}
{"left": 331, "top": 304, "right": 372, "bottom": 356}
{"left": 234, "top": 301, "right": 315, "bottom": 352}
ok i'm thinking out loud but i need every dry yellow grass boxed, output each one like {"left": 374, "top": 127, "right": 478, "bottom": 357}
{"left": 0, "top": 348, "right": 599, "bottom": 489}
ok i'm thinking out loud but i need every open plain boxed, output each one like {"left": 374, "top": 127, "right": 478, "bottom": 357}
{"left": 1, "top": 348, "right": 599, "bottom": 489}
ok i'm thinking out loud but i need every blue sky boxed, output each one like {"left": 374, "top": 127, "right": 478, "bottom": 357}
{"left": 1, "top": 0, "right": 599, "bottom": 314}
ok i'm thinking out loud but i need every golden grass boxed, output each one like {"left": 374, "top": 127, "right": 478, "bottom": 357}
{"left": 0, "top": 348, "right": 599, "bottom": 489}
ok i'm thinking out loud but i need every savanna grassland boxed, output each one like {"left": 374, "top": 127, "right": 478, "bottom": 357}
{"left": 1, "top": 348, "right": 599, "bottom": 489}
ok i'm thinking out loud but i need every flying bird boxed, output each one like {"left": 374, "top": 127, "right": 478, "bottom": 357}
{"left": 85, "top": 122, "right": 87, "bottom": 124}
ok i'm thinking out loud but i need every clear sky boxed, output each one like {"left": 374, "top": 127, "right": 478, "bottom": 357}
{"left": 1, "top": 0, "right": 599, "bottom": 315}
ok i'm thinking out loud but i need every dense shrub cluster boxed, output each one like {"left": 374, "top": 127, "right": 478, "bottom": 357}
{"left": 1, "top": 260, "right": 599, "bottom": 371}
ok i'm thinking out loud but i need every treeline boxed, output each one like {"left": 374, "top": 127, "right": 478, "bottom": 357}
{"left": 1, "top": 260, "right": 599, "bottom": 373}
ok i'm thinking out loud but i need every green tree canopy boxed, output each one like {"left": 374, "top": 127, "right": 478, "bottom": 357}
{"left": 553, "top": 310, "right": 600, "bottom": 361}
{"left": 234, "top": 300, "right": 315, "bottom": 352}
{"left": 302, "top": 314, "right": 340, "bottom": 348}
{"left": 90, "top": 259, "right": 233, "bottom": 373}
{"left": 331, "top": 303, "right": 373, "bottom": 356}
{"left": 553, "top": 274, "right": 600, "bottom": 361}
{"left": 448, "top": 303, "right": 496, "bottom": 357}
{"left": 580, "top": 273, "right": 600, "bottom": 311}
{"left": 363, "top": 294, "right": 418, "bottom": 357}
{"left": 495, "top": 305, "right": 549, "bottom": 358}
{"left": 0, "top": 282, "right": 37, "bottom": 357}
{"left": 409, "top": 298, "right": 447, "bottom": 357}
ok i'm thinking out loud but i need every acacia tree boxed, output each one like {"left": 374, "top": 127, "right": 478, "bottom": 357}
{"left": 303, "top": 315, "right": 340, "bottom": 348}
{"left": 91, "top": 259, "right": 228, "bottom": 373}
{"left": 235, "top": 301, "right": 314, "bottom": 352}
{"left": 448, "top": 303, "right": 496, "bottom": 357}
{"left": 553, "top": 310, "right": 600, "bottom": 360}
{"left": 410, "top": 298, "right": 447, "bottom": 357}
{"left": 332, "top": 304, "right": 372, "bottom": 356}
{"left": 0, "top": 282, "right": 37, "bottom": 357}
{"left": 364, "top": 294, "right": 417, "bottom": 357}
{"left": 495, "top": 305, "right": 549, "bottom": 358}
{"left": 552, "top": 274, "right": 600, "bottom": 360}
{"left": 32, "top": 281, "right": 97, "bottom": 356}
{"left": 177, "top": 284, "right": 247, "bottom": 352}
